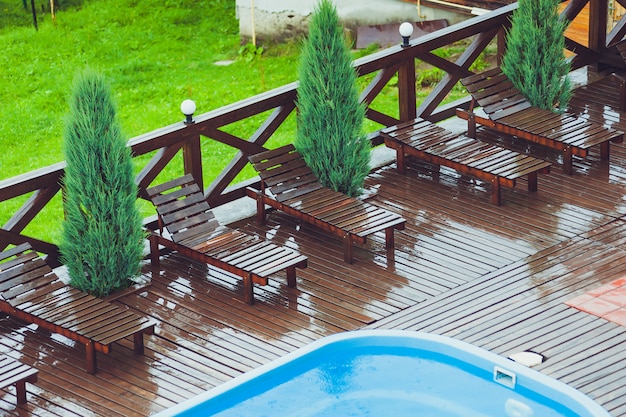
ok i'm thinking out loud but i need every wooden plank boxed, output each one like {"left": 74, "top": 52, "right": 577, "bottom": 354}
{"left": 147, "top": 176, "right": 308, "bottom": 304}
{"left": 381, "top": 118, "right": 551, "bottom": 205}
{"left": 247, "top": 145, "right": 406, "bottom": 263}
{"left": 460, "top": 68, "right": 625, "bottom": 174}
{"left": 4, "top": 72, "right": 626, "bottom": 416}
{"left": 0, "top": 245, "right": 156, "bottom": 374}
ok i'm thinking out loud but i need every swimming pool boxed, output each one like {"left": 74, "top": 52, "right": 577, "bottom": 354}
{"left": 152, "top": 330, "right": 610, "bottom": 417}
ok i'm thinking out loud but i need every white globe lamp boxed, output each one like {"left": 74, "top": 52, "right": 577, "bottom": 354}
{"left": 399, "top": 22, "right": 414, "bottom": 47}
{"left": 180, "top": 99, "right": 196, "bottom": 124}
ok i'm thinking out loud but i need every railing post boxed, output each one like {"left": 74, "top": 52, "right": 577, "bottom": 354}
{"left": 497, "top": 26, "right": 507, "bottom": 66}
{"left": 588, "top": 0, "right": 607, "bottom": 72}
{"left": 183, "top": 134, "right": 203, "bottom": 191}
{"left": 398, "top": 57, "right": 417, "bottom": 122}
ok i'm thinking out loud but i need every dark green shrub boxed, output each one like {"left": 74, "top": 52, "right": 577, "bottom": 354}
{"left": 501, "top": 0, "right": 571, "bottom": 112}
{"left": 295, "top": 0, "right": 370, "bottom": 197}
{"left": 60, "top": 69, "right": 144, "bottom": 297}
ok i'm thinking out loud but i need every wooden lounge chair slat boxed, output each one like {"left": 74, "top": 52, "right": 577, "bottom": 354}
{"left": 287, "top": 195, "right": 348, "bottom": 216}
{"left": 275, "top": 181, "right": 326, "bottom": 203}
{"left": 218, "top": 240, "right": 275, "bottom": 264}
{"left": 458, "top": 68, "right": 624, "bottom": 175}
{"left": 79, "top": 311, "right": 146, "bottom": 339}
{"left": 0, "top": 244, "right": 156, "bottom": 374}
{"left": 227, "top": 245, "right": 286, "bottom": 269}
{"left": 156, "top": 191, "right": 206, "bottom": 214}
{"left": 260, "top": 163, "right": 314, "bottom": 184}
{"left": 247, "top": 144, "right": 406, "bottom": 263}
{"left": 146, "top": 175, "right": 307, "bottom": 304}
{"left": 165, "top": 211, "right": 216, "bottom": 235}
{"left": 160, "top": 202, "right": 216, "bottom": 226}
{"left": 0, "top": 256, "right": 49, "bottom": 285}
{"left": 0, "top": 355, "right": 38, "bottom": 404}
{"left": 4, "top": 278, "right": 67, "bottom": 308}
{"left": 459, "top": 151, "right": 509, "bottom": 172}
{"left": 269, "top": 172, "right": 321, "bottom": 195}
{"left": 56, "top": 304, "right": 122, "bottom": 330}
{"left": 53, "top": 298, "right": 121, "bottom": 326}
{"left": 325, "top": 205, "right": 391, "bottom": 229}
{"left": 186, "top": 230, "right": 256, "bottom": 254}
{"left": 380, "top": 117, "right": 552, "bottom": 205}
{"left": 282, "top": 188, "right": 347, "bottom": 211}
{"left": 0, "top": 267, "right": 56, "bottom": 296}
{"left": 315, "top": 200, "right": 369, "bottom": 224}
{"left": 96, "top": 320, "right": 155, "bottom": 346}
{"left": 27, "top": 291, "right": 94, "bottom": 319}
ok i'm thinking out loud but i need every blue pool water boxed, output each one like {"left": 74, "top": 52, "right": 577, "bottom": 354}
{"left": 152, "top": 330, "right": 611, "bottom": 417}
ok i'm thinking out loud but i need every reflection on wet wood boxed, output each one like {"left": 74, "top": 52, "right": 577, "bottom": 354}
{"left": 2, "top": 73, "right": 626, "bottom": 416}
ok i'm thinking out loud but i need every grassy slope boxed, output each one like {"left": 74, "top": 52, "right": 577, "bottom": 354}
{"left": 0, "top": 0, "right": 480, "bottom": 243}
{"left": 0, "top": 0, "right": 304, "bottom": 241}
{"left": 1, "top": 0, "right": 304, "bottom": 177}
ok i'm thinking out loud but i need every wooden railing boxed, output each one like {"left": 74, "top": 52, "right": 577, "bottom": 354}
{"left": 1, "top": 0, "right": 624, "bottom": 266}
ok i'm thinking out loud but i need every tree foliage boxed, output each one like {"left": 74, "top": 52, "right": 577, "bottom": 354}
{"left": 295, "top": 0, "right": 370, "bottom": 197}
{"left": 61, "top": 69, "right": 144, "bottom": 298}
{"left": 501, "top": 0, "right": 571, "bottom": 112}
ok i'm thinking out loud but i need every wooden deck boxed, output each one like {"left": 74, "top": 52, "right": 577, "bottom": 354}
{"left": 2, "top": 70, "right": 626, "bottom": 416}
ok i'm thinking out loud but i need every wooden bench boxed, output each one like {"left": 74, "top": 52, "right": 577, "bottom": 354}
{"left": 146, "top": 175, "right": 308, "bottom": 305}
{"left": 246, "top": 144, "right": 406, "bottom": 263}
{"left": 380, "top": 118, "right": 552, "bottom": 205}
{"left": 457, "top": 67, "right": 624, "bottom": 175}
{"left": 0, "top": 243, "right": 156, "bottom": 374}
{"left": 0, "top": 356, "right": 38, "bottom": 404}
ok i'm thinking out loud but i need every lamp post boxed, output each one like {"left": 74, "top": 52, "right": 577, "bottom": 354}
{"left": 180, "top": 99, "right": 196, "bottom": 124}
{"left": 399, "top": 22, "right": 414, "bottom": 48}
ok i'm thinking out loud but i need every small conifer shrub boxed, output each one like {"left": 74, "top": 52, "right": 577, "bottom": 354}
{"left": 61, "top": 70, "right": 144, "bottom": 298}
{"left": 501, "top": 0, "right": 571, "bottom": 112}
{"left": 295, "top": 0, "right": 370, "bottom": 197}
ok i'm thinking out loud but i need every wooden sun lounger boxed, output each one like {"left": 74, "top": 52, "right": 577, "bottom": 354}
{"left": 0, "top": 244, "right": 156, "bottom": 374}
{"left": 0, "top": 356, "right": 38, "bottom": 404}
{"left": 456, "top": 67, "right": 624, "bottom": 175}
{"left": 146, "top": 175, "right": 308, "bottom": 305}
{"left": 380, "top": 118, "right": 551, "bottom": 205}
{"left": 246, "top": 144, "right": 406, "bottom": 263}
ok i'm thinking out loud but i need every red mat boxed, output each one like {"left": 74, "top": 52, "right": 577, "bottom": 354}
{"left": 566, "top": 278, "right": 626, "bottom": 327}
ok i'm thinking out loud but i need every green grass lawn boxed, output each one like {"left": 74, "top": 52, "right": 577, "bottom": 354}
{"left": 1, "top": 0, "right": 487, "bottom": 243}
{"left": 1, "top": 0, "right": 306, "bottom": 241}
{"left": 1, "top": 0, "right": 303, "bottom": 179}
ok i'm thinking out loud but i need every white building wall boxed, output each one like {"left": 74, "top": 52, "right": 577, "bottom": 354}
{"left": 235, "top": 0, "right": 469, "bottom": 44}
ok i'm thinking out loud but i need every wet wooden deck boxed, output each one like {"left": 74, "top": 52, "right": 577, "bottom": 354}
{"left": 2, "top": 69, "right": 626, "bottom": 416}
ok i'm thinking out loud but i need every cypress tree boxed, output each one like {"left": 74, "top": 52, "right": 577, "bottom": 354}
{"left": 501, "top": 0, "right": 571, "bottom": 112}
{"left": 295, "top": 0, "right": 370, "bottom": 197}
{"left": 61, "top": 70, "right": 144, "bottom": 298}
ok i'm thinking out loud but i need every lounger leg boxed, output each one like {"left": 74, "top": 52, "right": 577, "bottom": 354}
{"left": 600, "top": 141, "right": 610, "bottom": 161}
{"left": 286, "top": 266, "right": 297, "bottom": 288}
{"left": 149, "top": 235, "right": 160, "bottom": 267}
{"left": 343, "top": 234, "right": 354, "bottom": 264}
{"left": 467, "top": 113, "right": 477, "bottom": 138}
{"left": 491, "top": 178, "right": 502, "bottom": 206}
{"left": 432, "top": 163, "right": 440, "bottom": 181}
{"left": 85, "top": 341, "right": 97, "bottom": 374}
{"left": 244, "top": 275, "right": 254, "bottom": 305}
{"left": 15, "top": 380, "right": 27, "bottom": 404}
{"left": 133, "top": 331, "right": 145, "bottom": 354}
{"left": 527, "top": 172, "right": 538, "bottom": 193}
{"left": 396, "top": 147, "right": 406, "bottom": 174}
{"left": 563, "top": 147, "right": 573, "bottom": 175}
{"left": 255, "top": 197, "right": 266, "bottom": 225}
{"left": 385, "top": 227, "right": 395, "bottom": 249}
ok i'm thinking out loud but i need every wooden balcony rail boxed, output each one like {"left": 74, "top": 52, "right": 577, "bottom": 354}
{"left": 1, "top": 0, "right": 623, "bottom": 265}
